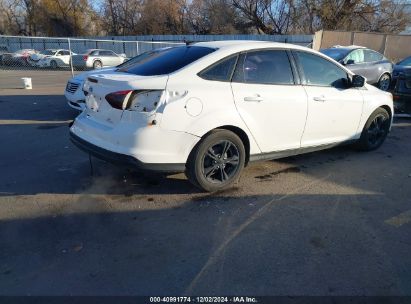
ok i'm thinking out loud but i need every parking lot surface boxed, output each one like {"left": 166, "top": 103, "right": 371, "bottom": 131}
{"left": 0, "top": 71, "right": 411, "bottom": 296}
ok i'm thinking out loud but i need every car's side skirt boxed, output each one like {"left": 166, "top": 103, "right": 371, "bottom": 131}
{"left": 249, "top": 140, "right": 357, "bottom": 163}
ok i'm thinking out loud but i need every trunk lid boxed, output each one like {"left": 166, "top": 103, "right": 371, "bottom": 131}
{"left": 83, "top": 72, "right": 168, "bottom": 126}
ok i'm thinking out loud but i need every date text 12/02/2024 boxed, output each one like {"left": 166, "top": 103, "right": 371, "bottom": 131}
{"left": 149, "top": 297, "right": 258, "bottom": 303}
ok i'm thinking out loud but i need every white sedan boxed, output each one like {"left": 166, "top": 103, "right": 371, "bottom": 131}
{"left": 70, "top": 41, "right": 393, "bottom": 192}
{"left": 29, "top": 49, "right": 75, "bottom": 68}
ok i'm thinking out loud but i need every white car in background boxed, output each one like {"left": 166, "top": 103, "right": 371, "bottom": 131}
{"left": 70, "top": 41, "right": 393, "bottom": 192}
{"left": 29, "top": 49, "right": 75, "bottom": 68}
{"left": 65, "top": 49, "right": 168, "bottom": 110}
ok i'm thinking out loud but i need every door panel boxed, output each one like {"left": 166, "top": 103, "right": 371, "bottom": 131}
{"left": 301, "top": 86, "right": 363, "bottom": 146}
{"left": 232, "top": 83, "right": 308, "bottom": 152}
{"left": 294, "top": 51, "right": 364, "bottom": 147}
{"left": 230, "top": 50, "right": 308, "bottom": 153}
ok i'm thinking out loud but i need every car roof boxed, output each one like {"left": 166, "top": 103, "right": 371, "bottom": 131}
{"left": 86, "top": 49, "right": 113, "bottom": 52}
{"left": 330, "top": 45, "right": 367, "bottom": 50}
{"left": 193, "top": 40, "right": 312, "bottom": 52}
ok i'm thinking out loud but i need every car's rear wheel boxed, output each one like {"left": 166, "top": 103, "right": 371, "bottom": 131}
{"left": 377, "top": 73, "right": 391, "bottom": 91}
{"left": 186, "top": 129, "right": 245, "bottom": 192}
{"left": 50, "top": 60, "right": 57, "bottom": 69}
{"left": 93, "top": 60, "right": 102, "bottom": 69}
{"left": 357, "top": 107, "right": 390, "bottom": 151}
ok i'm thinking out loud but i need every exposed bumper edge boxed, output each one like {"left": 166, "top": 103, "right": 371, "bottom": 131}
{"left": 69, "top": 131, "right": 185, "bottom": 172}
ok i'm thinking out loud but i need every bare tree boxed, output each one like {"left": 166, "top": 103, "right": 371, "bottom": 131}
{"left": 188, "top": 0, "right": 240, "bottom": 34}
{"left": 232, "top": 0, "right": 293, "bottom": 34}
{"left": 292, "top": 0, "right": 411, "bottom": 34}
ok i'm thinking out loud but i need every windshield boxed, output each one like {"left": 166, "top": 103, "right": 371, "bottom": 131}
{"left": 320, "top": 48, "right": 350, "bottom": 61}
{"left": 119, "top": 46, "right": 216, "bottom": 76}
{"left": 397, "top": 56, "right": 411, "bottom": 66}
{"left": 40, "top": 50, "right": 55, "bottom": 55}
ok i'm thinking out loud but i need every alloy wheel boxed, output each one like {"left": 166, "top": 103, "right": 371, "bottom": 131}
{"left": 367, "top": 114, "right": 389, "bottom": 146}
{"left": 201, "top": 140, "right": 240, "bottom": 184}
{"left": 378, "top": 74, "right": 390, "bottom": 91}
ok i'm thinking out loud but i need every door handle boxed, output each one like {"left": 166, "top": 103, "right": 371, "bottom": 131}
{"left": 313, "top": 95, "right": 326, "bottom": 102}
{"left": 244, "top": 95, "right": 263, "bottom": 102}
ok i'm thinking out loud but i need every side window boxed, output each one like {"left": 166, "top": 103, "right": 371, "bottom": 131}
{"left": 62, "top": 50, "right": 70, "bottom": 56}
{"left": 90, "top": 51, "right": 99, "bottom": 56}
{"left": 364, "top": 50, "right": 383, "bottom": 62}
{"left": 295, "top": 51, "right": 348, "bottom": 88}
{"left": 101, "top": 50, "right": 115, "bottom": 56}
{"left": 345, "top": 49, "right": 365, "bottom": 64}
{"left": 56, "top": 51, "right": 63, "bottom": 56}
{"left": 198, "top": 55, "right": 238, "bottom": 82}
{"left": 232, "top": 50, "right": 294, "bottom": 85}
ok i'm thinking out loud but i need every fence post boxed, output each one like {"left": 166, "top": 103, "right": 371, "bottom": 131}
{"left": 136, "top": 41, "right": 139, "bottom": 56}
{"left": 68, "top": 38, "right": 74, "bottom": 78}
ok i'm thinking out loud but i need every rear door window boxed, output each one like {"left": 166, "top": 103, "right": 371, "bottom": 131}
{"left": 232, "top": 50, "right": 294, "bottom": 85}
{"left": 120, "top": 46, "right": 215, "bottom": 76}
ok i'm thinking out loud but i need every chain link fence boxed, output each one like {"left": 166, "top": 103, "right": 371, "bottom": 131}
{"left": 0, "top": 35, "right": 183, "bottom": 75}
{"left": 0, "top": 34, "right": 313, "bottom": 89}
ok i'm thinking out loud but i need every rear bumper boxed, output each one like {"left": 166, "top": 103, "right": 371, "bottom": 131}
{"left": 70, "top": 131, "right": 185, "bottom": 172}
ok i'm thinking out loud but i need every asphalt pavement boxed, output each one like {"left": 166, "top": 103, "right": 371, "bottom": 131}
{"left": 0, "top": 71, "right": 410, "bottom": 296}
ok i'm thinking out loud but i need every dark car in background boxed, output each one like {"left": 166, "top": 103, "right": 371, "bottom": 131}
{"left": 393, "top": 56, "right": 411, "bottom": 85}
{"left": 393, "top": 68, "right": 411, "bottom": 114}
{"left": 0, "top": 49, "right": 38, "bottom": 66}
{"left": 321, "top": 45, "right": 393, "bottom": 91}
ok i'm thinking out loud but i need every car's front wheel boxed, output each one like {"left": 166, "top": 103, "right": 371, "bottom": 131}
{"left": 186, "top": 129, "right": 245, "bottom": 192}
{"left": 50, "top": 60, "right": 57, "bottom": 69}
{"left": 377, "top": 73, "right": 391, "bottom": 91}
{"left": 357, "top": 107, "right": 391, "bottom": 151}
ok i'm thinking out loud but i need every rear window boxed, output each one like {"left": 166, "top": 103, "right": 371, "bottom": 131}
{"left": 198, "top": 55, "right": 238, "bottom": 81}
{"left": 120, "top": 46, "right": 215, "bottom": 76}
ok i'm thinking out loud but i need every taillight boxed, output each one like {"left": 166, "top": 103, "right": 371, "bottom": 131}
{"left": 83, "top": 55, "right": 88, "bottom": 61}
{"left": 105, "top": 90, "right": 132, "bottom": 109}
{"left": 127, "top": 90, "right": 164, "bottom": 112}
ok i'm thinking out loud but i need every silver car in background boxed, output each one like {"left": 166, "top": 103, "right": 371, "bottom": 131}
{"left": 71, "top": 49, "right": 127, "bottom": 70}
{"left": 321, "top": 45, "right": 393, "bottom": 91}
{"left": 65, "top": 48, "right": 168, "bottom": 110}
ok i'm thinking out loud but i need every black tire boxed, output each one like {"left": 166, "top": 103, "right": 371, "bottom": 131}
{"left": 357, "top": 107, "right": 391, "bottom": 151}
{"left": 93, "top": 60, "right": 102, "bottom": 69}
{"left": 186, "top": 129, "right": 245, "bottom": 192}
{"left": 50, "top": 60, "right": 57, "bottom": 69}
{"left": 377, "top": 73, "right": 391, "bottom": 91}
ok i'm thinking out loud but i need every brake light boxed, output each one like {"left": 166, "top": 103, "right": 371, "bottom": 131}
{"left": 105, "top": 90, "right": 132, "bottom": 109}
{"left": 83, "top": 55, "right": 88, "bottom": 61}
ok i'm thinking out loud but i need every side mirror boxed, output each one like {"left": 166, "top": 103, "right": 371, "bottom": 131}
{"left": 345, "top": 59, "right": 355, "bottom": 65}
{"left": 351, "top": 75, "right": 365, "bottom": 88}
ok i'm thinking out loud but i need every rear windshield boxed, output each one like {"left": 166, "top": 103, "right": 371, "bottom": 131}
{"left": 119, "top": 46, "right": 216, "bottom": 76}
{"left": 116, "top": 49, "right": 164, "bottom": 69}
